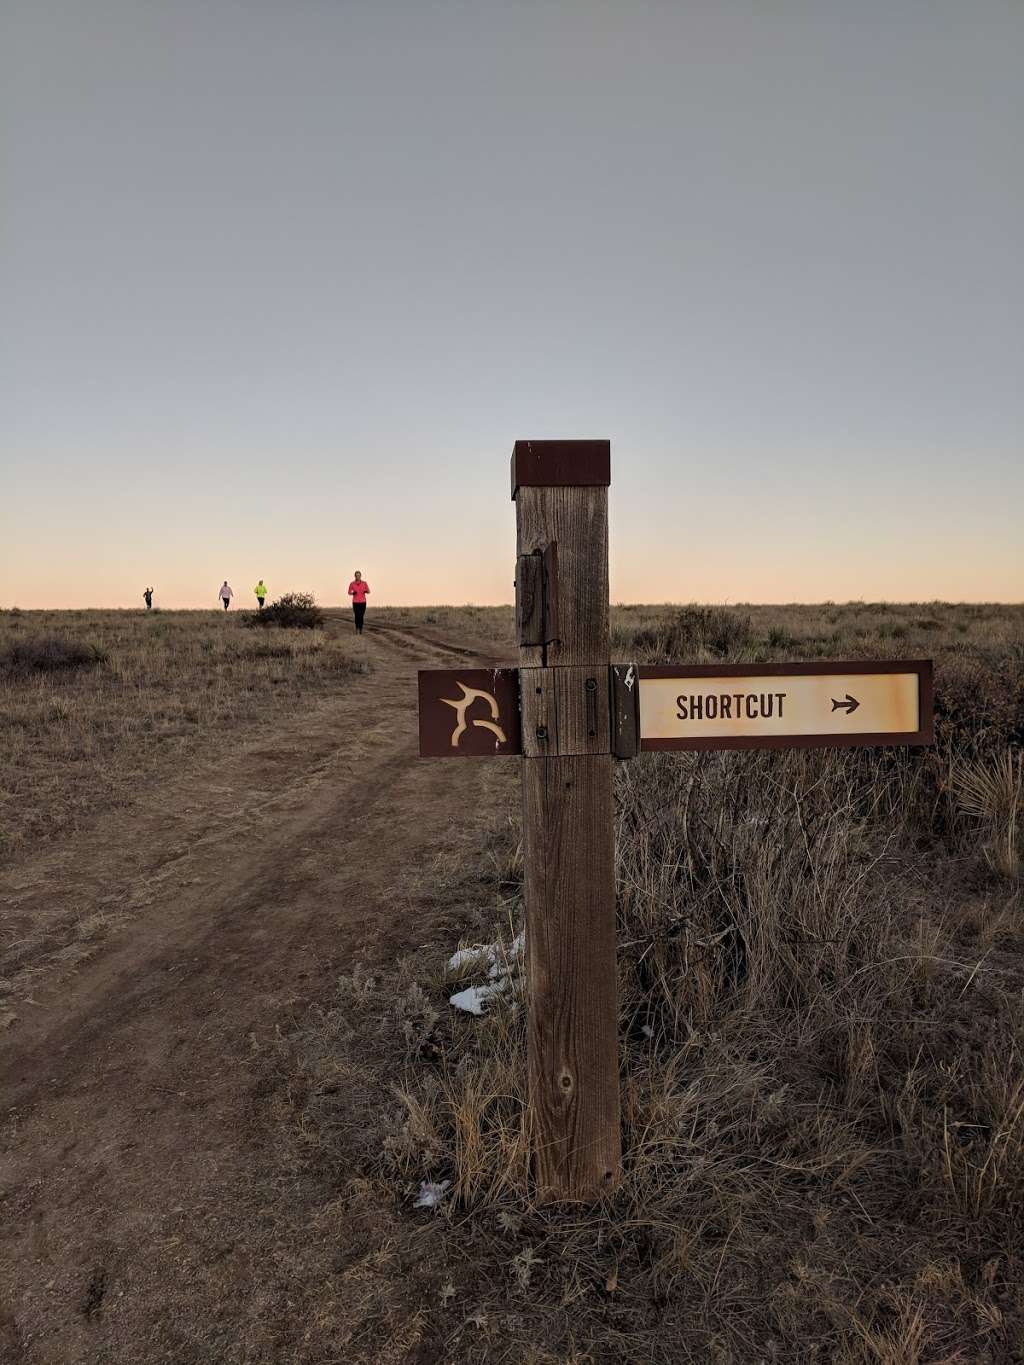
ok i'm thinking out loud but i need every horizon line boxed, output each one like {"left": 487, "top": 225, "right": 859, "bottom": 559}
{"left": 4, "top": 599, "right": 1023, "bottom": 613}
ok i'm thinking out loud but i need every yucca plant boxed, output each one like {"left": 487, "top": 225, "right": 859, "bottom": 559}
{"left": 952, "top": 747, "right": 1022, "bottom": 880}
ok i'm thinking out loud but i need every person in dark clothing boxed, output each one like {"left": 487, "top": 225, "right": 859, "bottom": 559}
{"left": 143, "top": 587, "right": 154, "bottom": 610}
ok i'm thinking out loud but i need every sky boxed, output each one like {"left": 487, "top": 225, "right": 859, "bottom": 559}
{"left": 3, "top": 0, "right": 1022, "bottom": 609}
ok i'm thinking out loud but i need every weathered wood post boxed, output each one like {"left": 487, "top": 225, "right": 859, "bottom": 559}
{"left": 419, "top": 438, "right": 934, "bottom": 1204}
{"left": 512, "top": 439, "right": 621, "bottom": 1200}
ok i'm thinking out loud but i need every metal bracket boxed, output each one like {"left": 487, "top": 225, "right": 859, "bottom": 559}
{"left": 515, "top": 542, "right": 560, "bottom": 648}
{"left": 609, "top": 662, "right": 640, "bottom": 760}
{"left": 520, "top": 665, "right": 608, "bottom": 757}
{"left": 520, "top": 662, "right": 639, "bottom": 760}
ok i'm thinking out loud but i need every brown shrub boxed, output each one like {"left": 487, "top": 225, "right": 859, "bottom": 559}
{"left": 626, "top": 605, "right": 755, "bottom": 662}
{"left": 0, "top": 636, "right": 107, "bottom": 674}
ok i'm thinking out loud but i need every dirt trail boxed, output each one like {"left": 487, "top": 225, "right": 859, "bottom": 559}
{"left": 0, "top": 621, "right": 512, "bottom": 1363}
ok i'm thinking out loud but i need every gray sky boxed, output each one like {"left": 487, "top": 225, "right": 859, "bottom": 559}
{"left": 4, "top": 0, "right": 1022, "bottom": 607}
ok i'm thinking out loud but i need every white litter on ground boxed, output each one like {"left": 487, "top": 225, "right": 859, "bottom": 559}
{"left": 447, "top": 931, "right": 524, "bottom": 978}
{"left": 487, "top": 932, "right": 524, "bottom": 978}
{"left": 448, "top": 930, "right": 524, "bottom": 1014}
{"left": 449, "top": 977, "right": 510, "bottom": 1016}
{"left": 447, "top": 944, "right": 498, "bottom": 974}
{"left": 413, "top": 1179, "right": 451, "bottom": 1209}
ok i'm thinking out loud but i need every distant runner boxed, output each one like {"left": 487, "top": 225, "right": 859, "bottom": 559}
{"left": 253, "top": 579, "right": 268, "bottom": 610}
{"left": 348, "top": 571, "right": 370, "bottom": 634}
{"left": 219, "top": 580, "right": 233, "bottom": 611}
{"left": 142, "top": 587, "right": 154, "bottom": 610}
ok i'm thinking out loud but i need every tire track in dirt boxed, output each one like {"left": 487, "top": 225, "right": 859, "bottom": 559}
{"left": 0, "top": 621, "right": 493, "bottom": 1016}
{"left": 320, "top": 610, "right": 485, "bottom": 660}
{"left": 0, "top": 621, "right": 515, "bottom": 1363}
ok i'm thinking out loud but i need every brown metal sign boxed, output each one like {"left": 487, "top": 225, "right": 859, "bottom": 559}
{"left": 418, "top": 668, "right": 522, "bottom": 757}
{"left": 638, "top": 660, "right": 933, "bottom": 752}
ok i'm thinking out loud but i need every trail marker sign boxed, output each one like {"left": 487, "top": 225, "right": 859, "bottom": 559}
{"left": 418, "top": 661, "right": 933, "bottom": 758}
{"left": 639, "top": 661, "right": 933, "bottom": 752}
{"left": 417, "top": 668, "right": 521, "bottom": 757}
{"left": 418, "top": 440, "right": 934, "bottom": 1203}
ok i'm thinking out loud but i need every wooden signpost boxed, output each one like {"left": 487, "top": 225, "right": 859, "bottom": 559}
{"left": 418, "top": 440, "right": 934, "bottom": 1202}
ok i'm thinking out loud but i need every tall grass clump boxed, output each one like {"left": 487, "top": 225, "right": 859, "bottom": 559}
{"left": 0, "top": 636, "right": 107, "bottom": 674}
{"left": 953, "top": 748, "right": 1022, "bottom": 881}
{"left": 622, "top": 605, "right": 755, "bottom": 662}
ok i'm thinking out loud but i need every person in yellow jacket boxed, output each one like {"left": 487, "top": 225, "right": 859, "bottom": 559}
{"left": 253, "top": 579, "right": 268, "bottom": 610}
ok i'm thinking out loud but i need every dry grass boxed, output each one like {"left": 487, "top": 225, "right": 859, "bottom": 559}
{"left": 0, "top": 607, "right": 369, "bottom": 863}
{"left": 953, "top": 749, "right": 1023, "bottom": 882}
{"left": 4, "top": 599, "right": 1021, "bottom": 1360}
{"left": 283, "top": 601, "right": 1024, "bottom": 1362}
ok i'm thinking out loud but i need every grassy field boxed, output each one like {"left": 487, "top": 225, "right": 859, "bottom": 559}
{"left": 0, "top": 607, "right": 373, "bottom": 864}
{"left": 0, "top": 603, "right": 512, "bottom": 865}
{"left": 282, "top": 601, "right": 1023, "bottom": 1362}
{"left": 2, "top": 600, "right": 1022, "bottom": 1361}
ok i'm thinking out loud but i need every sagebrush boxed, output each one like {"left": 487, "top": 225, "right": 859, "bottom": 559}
{"left": 244, "top": 592, "right": 324, "bottom": 630}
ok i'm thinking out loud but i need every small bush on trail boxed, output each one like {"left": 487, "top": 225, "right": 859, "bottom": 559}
{"left": 244, "top": 593, "right": 324, "bottom": 630}
{"left": 0, "top": 636, "right": 107, "bottom": 674}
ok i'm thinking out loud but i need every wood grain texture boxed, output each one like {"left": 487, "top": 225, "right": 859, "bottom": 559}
{"left": 522, "top": 753, "right": 620, "bottom": 1199}
{"left": 515, "top": 487, "right": 608, "bottom": 668}
{"left": 520, "top": 666, "right": 610, "bottom": 758}
{"left": 516, "top": 554, "right": 544, "bottom": 646}
{"left": 516, "top": 466, "right": 620, "bottom": 1200}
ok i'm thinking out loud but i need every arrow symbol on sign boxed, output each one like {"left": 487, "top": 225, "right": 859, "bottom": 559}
{"left": 831, "top": 694, "right": 860, "bottom": 715}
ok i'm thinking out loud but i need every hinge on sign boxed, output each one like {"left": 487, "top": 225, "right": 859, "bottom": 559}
{"left": 609, "top": 662, "right": 640, "bottom": 759}
{"left": 515, "top": 542, "right": 560, "bottom": 647}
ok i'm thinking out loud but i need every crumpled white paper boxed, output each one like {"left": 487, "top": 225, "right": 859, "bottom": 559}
{"left": 446, "top": 931, "right": 523, "bottom": 978}
{"left": 449, "top": 977, "right": 510, "bottom": 1016}
{"left": 448, "top": 931, "right": 524, "bottom": 1015}
{"left": 413, "top": 1179, "right": 451, "bottom": 1208}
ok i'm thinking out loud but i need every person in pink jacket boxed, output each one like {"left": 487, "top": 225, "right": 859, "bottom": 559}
{"left": 218, "top": 581, "right": 233, "bottom": 611}
{"left": 348, "top": 571, "right": 369, "bottom": 633}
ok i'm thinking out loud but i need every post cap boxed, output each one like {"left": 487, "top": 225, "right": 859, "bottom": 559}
{"left": 511, "top": 440, "right": 611, "bottom": 500}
